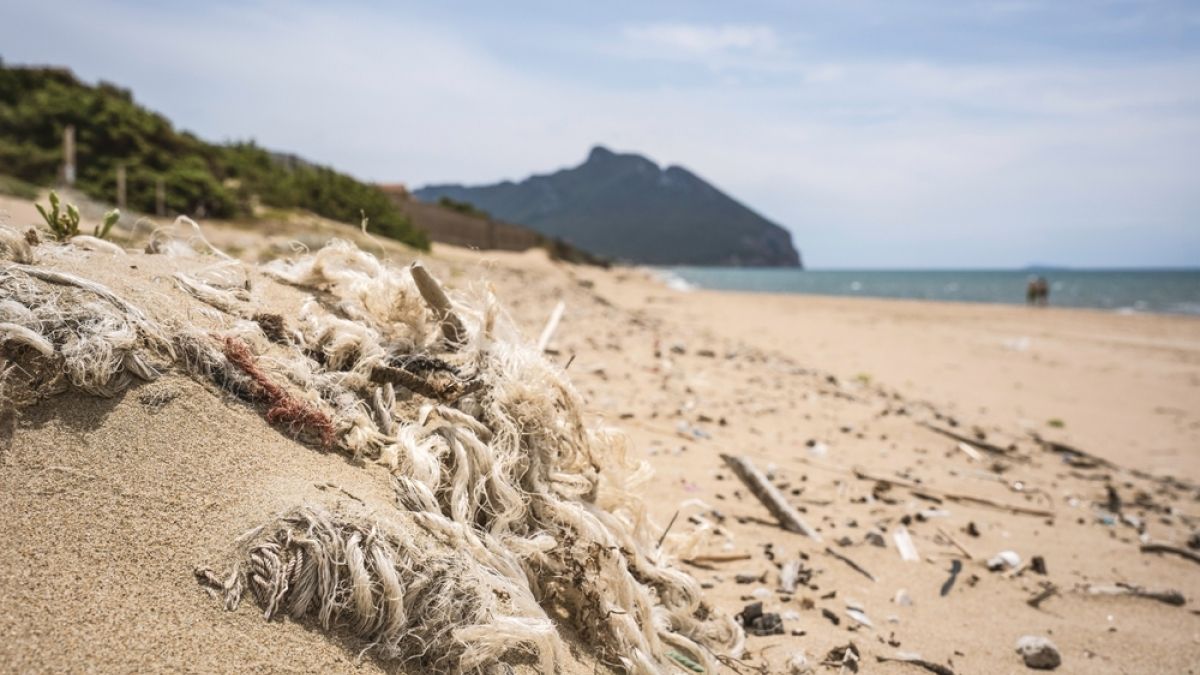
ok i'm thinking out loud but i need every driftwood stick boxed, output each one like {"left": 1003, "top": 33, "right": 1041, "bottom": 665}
{"left": 1027, "top": 583, "right": 1058, "bottom": 609}
{"left": 1083, "top": 583, "right": 1185, "bottom": 606}
{"left": 921, "top": 422, "right": 1014, "bottom": 456}
{"left": 936, "top": 526, "right": 975, "bottom": 560}
{"left": 410, "top": 262, "right": 466, "bottom": 346}
{"left": 875, "top": 655, "right": 955, "bottom": 675}
{"left": 684, "top": 553, "right": 752, "bottom": 564}
{"left": 853, "top": 468, "right": 1054, "bottom": 518}
{"left": 536, "top": 300, "right": 565, "bottom": 353}
{"left": 825, "top": 546, "right": 875, "bottom": 582}
{"left": 1140, "top": 542, "right": 1200, "bottom": 566}
{"left": 721, "top": 453, "right": 822, "bottom": 542}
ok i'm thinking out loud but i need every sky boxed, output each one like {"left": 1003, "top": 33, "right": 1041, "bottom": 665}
{"left": 2, "top": 0, "right": 1199, "bottom": 268}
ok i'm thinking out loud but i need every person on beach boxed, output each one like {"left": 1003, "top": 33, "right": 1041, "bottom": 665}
{"left": 1027, "top": 277, "right": 1049, "bottom": 306}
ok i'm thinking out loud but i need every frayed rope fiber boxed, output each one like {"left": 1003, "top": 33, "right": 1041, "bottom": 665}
{"left": 2, "top": 235, "right": 744, "bottom": 673}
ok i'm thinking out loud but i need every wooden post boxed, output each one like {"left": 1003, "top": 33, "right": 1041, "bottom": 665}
{"left": 116, "top": 164, "right": 127, "bottom": 209}
{"left": 62, "top": 125, "right": 76, "bottom": 186}
{"left": 155, "top": 176, "right": 165, "bottom": 216}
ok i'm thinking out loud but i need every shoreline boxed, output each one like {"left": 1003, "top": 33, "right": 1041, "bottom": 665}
{"left": 580, "top": 266, "right": 1200, "bottom": 481}
{"left": 651, "top": 267, "right": 1200, "bottom": 317}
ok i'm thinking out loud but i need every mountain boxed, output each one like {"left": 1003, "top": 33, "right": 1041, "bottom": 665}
{"left": 415, "top": 146, "right": 801, "bottom": 267}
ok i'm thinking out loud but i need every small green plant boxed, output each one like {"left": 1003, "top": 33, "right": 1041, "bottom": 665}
{"left": 95, "top": 209, "right": 120, "bottom": 239}
{"left": 1047, "top": 418, "right": 1065, "bottom": 429}
{"left": 35, "top": 191, "right": 120, "bottom": 240}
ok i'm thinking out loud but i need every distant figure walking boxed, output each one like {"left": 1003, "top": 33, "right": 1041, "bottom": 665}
{"left": 1026, "top": 276, "right": 1049, "bottom": 306}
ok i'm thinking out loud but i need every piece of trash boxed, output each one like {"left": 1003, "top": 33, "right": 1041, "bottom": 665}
{"left": 1015, "top": 635, "right": 1061, "bottom": 670}
{"left": 807, "top": 442, "right": 829, "bottom": 459}
{"left": 822, "top": 642, "right": 861, "bottom": 673}
{"left": 957, "top": 441, "right": 983, "bottom": 462}
{"left": 666, "top": 650, "right": 704, "bottom": 673}
{"left": 893, "top": 526, "right": 920, "bottom": 561}
{"left": 845, "top": 606, "right": 873, "bottom": 627}
{"left": 940, "top": 559, "right": 963, "bottom": 596}
{"left": 737, "top": 601, "right": 784, "bottom": 636}
{"left": 751, "top": 587, "right": 771, "bottom": 599}
{"left": 780, "top": 559, "right": 803, "bottom": 593}
{"left": 787, "top": 651, "right": 813, "bottom": 674}
{"left": 987, "top": 550, "right": 1021, "bottom": 571}
{"left": 894, "top": 588, "right": 913, "bottom": 607}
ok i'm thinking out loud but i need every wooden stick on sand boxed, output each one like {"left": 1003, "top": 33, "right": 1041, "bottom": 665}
{"left": 410, "top": 262, "right": 466, "bottom": 347}
{"left": 721, "top": 453, "right": 822, "bottom": 542}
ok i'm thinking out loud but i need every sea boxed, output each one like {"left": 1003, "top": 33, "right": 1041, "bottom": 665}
{"left": 656, "top": 268, "right": 1200, "bottom": 316}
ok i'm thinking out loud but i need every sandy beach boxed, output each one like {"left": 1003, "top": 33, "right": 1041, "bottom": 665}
{"left": 2, "top": 195, "right": 1199, "bottom": 673}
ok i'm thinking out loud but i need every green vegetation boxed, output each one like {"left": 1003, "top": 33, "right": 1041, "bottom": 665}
{"left": 437, "top": 196, "right": 489, "bottom": 218}
{"left": 0, "top": 64, "right": 427, "bottom": 249}
{"left": 1047, "top": 418, "right": 1065, "bottom": 429}
{"left": 35, "top": 190, "right": 119, "bottom": 240}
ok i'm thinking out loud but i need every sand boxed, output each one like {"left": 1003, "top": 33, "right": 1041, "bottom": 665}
{"left": 2, "top": 192, "right": 1199, "bottom": 673}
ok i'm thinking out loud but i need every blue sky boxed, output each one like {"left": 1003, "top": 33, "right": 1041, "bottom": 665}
{"left": 2, "top": 0, "right": 1199, "bottom": 267}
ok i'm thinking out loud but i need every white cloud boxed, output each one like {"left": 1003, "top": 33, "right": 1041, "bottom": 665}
{"left": 1, "top": 1, "right": 1197, "bottom": 266}
{"left": 621, "top": 23, "right": 780, "bottom": 57}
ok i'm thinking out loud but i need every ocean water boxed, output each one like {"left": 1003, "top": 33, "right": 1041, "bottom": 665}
{"left": 659, "top": 268, "right": 1200, "bottom": 315}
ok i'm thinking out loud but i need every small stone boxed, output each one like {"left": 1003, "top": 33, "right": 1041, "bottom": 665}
{"left": 864, "top": 530, "right": 886, "bottom": 547}
{"left": 1016, "top": 635, "right": 1061, "bottom": 670}
{"left": 893, "top": 589, "right": 912, "bottom": 607}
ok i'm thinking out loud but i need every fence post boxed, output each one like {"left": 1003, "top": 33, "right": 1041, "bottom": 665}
{"left": 62, "top": 125, "right": 76, "bottom": 186}
{"left": 116, "top": 164, "right": 127, "bottom": 209}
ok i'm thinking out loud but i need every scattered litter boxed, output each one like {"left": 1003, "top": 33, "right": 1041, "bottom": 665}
{"left": 667, "top": 650, "right": 704, "bottom": 673}
{"left": 940, "top": 559, "right": 963, "bottom": 596}
{"left": 780, "top": 559, "right": 803, "bottom": 593}
{"left": 845, "top": 601, "right": 873, "bottom": 628}
{"left": 787, "top": 651, "right": 813, "bottom": 674}
{"left": 987, "top": 550, "right": 1021, "bottom": 572}
{"left": 1016, "top": 635, "right": 1061, "bottom": 670}
{"left": 822, "top": 642, "right": 861, "bottom": 673}
{"left": 737, "top": 601, "right": 784, "bottom": 636}
{"left": 957, "top": 441, "right": 983, "bottom": 462}
{"left": 894, "top": 526, "right": 920, "bottom": 561}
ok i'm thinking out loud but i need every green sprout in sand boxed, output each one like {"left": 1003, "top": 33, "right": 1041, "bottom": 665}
{"left": 36, "top": 191, "right": 120, "bottom": 241}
